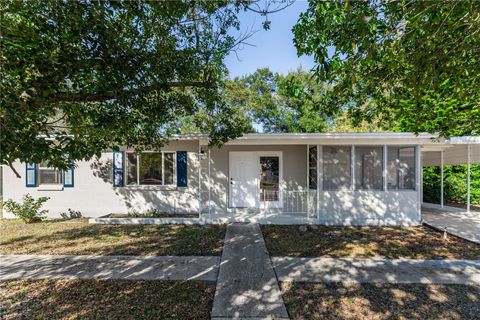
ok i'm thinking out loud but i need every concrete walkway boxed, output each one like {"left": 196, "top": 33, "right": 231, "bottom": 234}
{"left": 273, "top": 257, "right": 480, "bottom": 285}
{"left": 0, "top": 255, "right": 220, "bottom": 281}
{"left": 422, "top": 204, "right": 480, "bottom": 244}
{"left": 211, "top": 223, "right": 289, "bottom": 320}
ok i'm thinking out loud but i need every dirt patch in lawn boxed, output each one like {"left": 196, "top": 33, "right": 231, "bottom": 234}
{"left": 261, "top": 225, "right": 480, "bottom": 259}
{"left": 0, "top": 219, "right": 225, "bottom": 256}
{"left": 280, "top": 282, "right": 480, "bottom": 320}
{"left": 0, "top": 279, "right": 215, "bottom": 320}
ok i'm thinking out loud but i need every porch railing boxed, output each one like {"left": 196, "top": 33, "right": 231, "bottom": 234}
{"left": 280, "top": 190, "right": 317, "bottom": 218}
{"left": 199, "top": 189, "right": 317, "bottom": 219}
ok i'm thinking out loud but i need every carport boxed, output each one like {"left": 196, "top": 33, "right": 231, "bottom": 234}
{"left": 422, "top": 136, "right": 480, "bottom": 212}
{"left": 421, "top": 136, "right": 480, "bottom": 244}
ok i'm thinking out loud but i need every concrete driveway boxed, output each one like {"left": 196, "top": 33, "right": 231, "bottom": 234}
{"left": 422, "top": 204, "right": 480, "bottom": 244}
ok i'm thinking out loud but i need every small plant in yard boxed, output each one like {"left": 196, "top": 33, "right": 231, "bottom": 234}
{"left": 128, "top": 208, "right": 164, "bottom": 218}
{"left": 3, "top": 194, "right": 50, "bottom": 223}
{"left": 60, "top": 208, "right": 83, "bottom": 220}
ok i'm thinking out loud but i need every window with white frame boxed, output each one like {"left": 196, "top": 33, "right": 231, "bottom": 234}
{"left": 387, "top": 146, "right": 416, "bottom": 190}
{"left": 323, "top": 146, "right": 351, "bottom": 190}
{"left": 308, "top": 145, "right": 317, "bottom": 190}
{"left": 355, "top": 146, "right": 384, "bottom": 190}
{"left": 38, "top": 161, "right": 63, "bottom": 185}
{"left": 126, "top": 152, "right": 176, "bottom": 186}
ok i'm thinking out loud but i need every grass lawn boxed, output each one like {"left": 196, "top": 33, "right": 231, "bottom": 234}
{"left": 261, "top": 225, "right": 480, "bottom": 259}
{"left": 0, "top": 219, "right": 225, "bottom": 256}
{"left": 280, "top": 282, "right": 480, "bottom": 320}
{"left": 0, "top": 279, "right": 215, "bottom": 320}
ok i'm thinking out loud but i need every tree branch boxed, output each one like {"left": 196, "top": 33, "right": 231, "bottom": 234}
{"left": 47, "top": 81, "right": 214, "bottom": 103}
{"left": 8, "top": 162, "right": 21, "bottom": 179}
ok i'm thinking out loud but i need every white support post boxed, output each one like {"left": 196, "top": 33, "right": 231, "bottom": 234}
{"left": 383, "top": 145, "right": 387, "bottom": 191}
{"left": 467, "top": 144, "right": 471, "bottom": 213}
{"left": 198, "top": 143, "right": 202, "bottom": 217}
{"left": 420, "top": 156, "right": 423, "bottom": 204}
{"left": 208, "top": 148, "right": 211, "bottom": 215}
{"left": 317, "top": 145, "right": 322, "bottom": 224}
{"left": 351, "top": 145, "right": 355, "bottom": 191}
{"left": 416, "top": 145, "right": 422, "bottom": 219}
{"left": 440, "top": 150, "right": 444, "bottom": 208}
{"left": 306, "top": 144, "right": 310, "bottom": 219}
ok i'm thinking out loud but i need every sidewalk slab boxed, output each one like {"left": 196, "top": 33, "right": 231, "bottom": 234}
{"left": 272, "top": 257, "right": 480, "bottom": 285}
{"left": 211, "top": 223, "right": 289, "bottom": 319}
{"left": 0, "top": 255, "right": 220, "bottom": 281}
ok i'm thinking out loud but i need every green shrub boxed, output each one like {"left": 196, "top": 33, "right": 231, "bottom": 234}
{"left": 128, "top": 208, "right": 163, "bottom": 218}
{"left": 423, "top": 164, "right": 480, "bottom": 205}
{"left": 60, "top": 208, "right": 83, "bottom": 220}
{"left": 4, "top": 194, "right": 50, "bottom": 223}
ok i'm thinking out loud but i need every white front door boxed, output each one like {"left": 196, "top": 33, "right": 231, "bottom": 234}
{"left": 229, "top": 152, "right": 259, "bottom": 208}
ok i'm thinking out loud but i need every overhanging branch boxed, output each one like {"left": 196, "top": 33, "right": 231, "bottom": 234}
{"left": 47, "top": 81, "right": 214, "bottom": 103}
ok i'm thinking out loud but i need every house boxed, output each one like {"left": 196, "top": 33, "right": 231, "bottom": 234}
{"left": 2, "top": 133, "right": 479, "bottom": 225}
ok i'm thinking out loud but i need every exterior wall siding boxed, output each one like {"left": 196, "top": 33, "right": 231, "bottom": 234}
{"left": 318, "top": 190, "right": 419, "bottom": 226}
{"left": 2, "top": 141, "right": 200, "bottom": 218}
{"left": 2, "top": 139, "right": 422, "bottom": 225}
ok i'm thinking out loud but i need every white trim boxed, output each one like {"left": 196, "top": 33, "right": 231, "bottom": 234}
{"left": 208, "top": 148, "right": 211, "bottom": 215}
{"left": 440, "top": 150, "right": 444, "bottom": 208}
{"left": 316, "top": 144, "right": 321, "bottom": 223}
{"left": 383, "top": 144, "right": 388, "bottom": 192}
{"left": 351, "top": 145, "right": 355, "bottom": 191}
{"left": 37, "top": 184, "right": 64, "bottom": 191}
{"left": 446, "top": 136, "right": 480, "bottom": 144}
{"left": 198, "top": 142, "right": 202, "bottom": 216}
{"left": 416, "top": 145, "right": 421, "bottom": 219}
{"left": 306, "top": 144, "right": 310, "bottom": 218}
{"left": 467, "top": 144, "right": 471, "bottom": 213}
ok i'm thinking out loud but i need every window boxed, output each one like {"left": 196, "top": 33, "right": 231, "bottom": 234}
{"left": 260, "top": 156, "right": 280, "bottom": 201}
{"left": 126, "top": 152, "right": 176, "bottom": 186}
{"left": 355, "top": 146, "right": 383, "bottom": 190}
{"left": 308, "top": 146, "right": 317, "bottom": 190}
{"left": 323, "top": 146, "right": 351, "bottom": 190}
{"left": 38, "top": 161, "right": 62, "bottom": 185}
{"left": 387, "top": 146, "right": 416, "bottom": 190}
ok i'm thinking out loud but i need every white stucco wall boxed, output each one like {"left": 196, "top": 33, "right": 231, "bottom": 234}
{"left": 2, "top": 141, "right": 200, "bottom": 218}
{"left": 3, "top": 140, "right": 421, "bottom": 225}
{"left": 318, "top": 190, "right": 420, "bottom": 226}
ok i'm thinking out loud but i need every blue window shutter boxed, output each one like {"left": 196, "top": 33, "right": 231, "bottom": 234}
{"left": 113, "top": 152, "right": 124, "bottom": 187}
{"left": 63, "top": 165, "right": 74, "bottom": 188}
{"left": 25, "top": 163, "right": 36, "bottom": 187}
{"left": 176, "top": 151, "right": 187, "bottom": 187}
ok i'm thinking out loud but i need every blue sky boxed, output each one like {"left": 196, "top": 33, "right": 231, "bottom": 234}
{"left": 224, "top": 1, "right": 315, "bottom": 79}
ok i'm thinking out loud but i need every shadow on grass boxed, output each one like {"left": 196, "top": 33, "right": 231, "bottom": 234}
{"left": 281, "top": 281, "right": 480, "bottom": 320}
{"left": 261, "top": 225, "right": 480, "bottom": 259}
{"left": 0, "top": 220, "right": 226, "bottom": 256}
{"left": 0, "top": 279, "right": 215, "bottom": 320}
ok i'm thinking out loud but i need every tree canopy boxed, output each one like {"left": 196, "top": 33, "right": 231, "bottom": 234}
{"left": 222, "top": 68, "right": 333, "bottom": 133}
{"left": 1, "top": 0, "right": 281, "bottom": 176}
{"left": 293, "top": 0, "right": 480, "bottom": 136}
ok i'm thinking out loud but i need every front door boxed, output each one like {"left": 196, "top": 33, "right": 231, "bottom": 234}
{"left": 229, "top": 152, "right": 259, "bottom": 208}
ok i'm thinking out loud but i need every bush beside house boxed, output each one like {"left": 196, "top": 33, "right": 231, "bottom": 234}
{"left": 3, "top": 194, "right": 50, "bottom": 223}
{"left": 423, "top": 164, "right": 480, "bottom": 206}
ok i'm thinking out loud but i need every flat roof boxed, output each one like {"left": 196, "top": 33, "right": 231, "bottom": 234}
{"left": 172, "top": 132, "right": 479, "bottom": 146}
